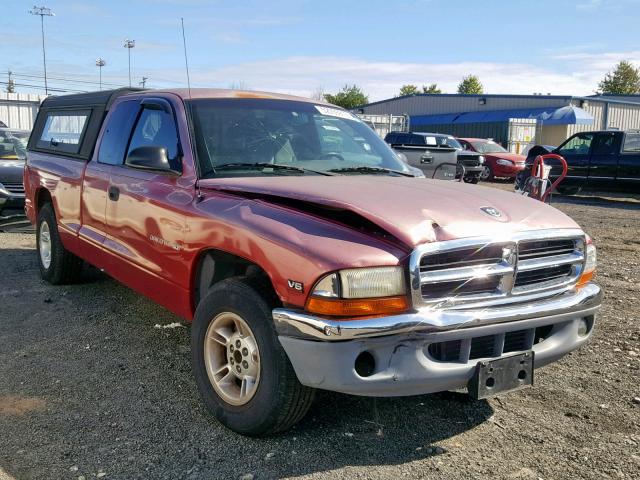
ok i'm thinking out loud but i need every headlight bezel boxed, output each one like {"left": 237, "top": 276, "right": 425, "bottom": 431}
{"left": 577, "top": 237, "right": 596, "bottom": 287}
{"left": 311, "top": 266, "right": 406, "bottom": 299}
{"left": 306, "top": 266, "right": 409, "bottom": 317}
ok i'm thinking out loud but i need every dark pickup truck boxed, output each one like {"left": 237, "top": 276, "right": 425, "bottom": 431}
{"left": 384, "top": 132, "right": 485, "bottom": 183}
{"left": 25, "top": 88, "right": 600, "bottom": 436}
{"left": 525, "top": 130, "right": 640, "bottom": 193}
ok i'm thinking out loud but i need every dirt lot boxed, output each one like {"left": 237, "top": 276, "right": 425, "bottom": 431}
{"left": 0, "top": 187, "right": 639, "bottom": 480}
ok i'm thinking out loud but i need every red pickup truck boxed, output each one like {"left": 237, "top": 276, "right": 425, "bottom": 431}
{"left": 24, "top": 88, "right": 601, "bottom": 436}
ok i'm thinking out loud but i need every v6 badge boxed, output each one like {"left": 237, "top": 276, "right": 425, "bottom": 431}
{"left": 287, "top": 280, "right": 304, "bottom": 293}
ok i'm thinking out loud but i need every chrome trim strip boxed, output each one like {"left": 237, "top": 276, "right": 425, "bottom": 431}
{"left": 420, "top": 261, "right": 513, "bottom": 283}
{"left": 517, "top": 252, "right": 584, "bottom": 272}
{"left": 273, "top": 283, "right": 602, "bottom": 341}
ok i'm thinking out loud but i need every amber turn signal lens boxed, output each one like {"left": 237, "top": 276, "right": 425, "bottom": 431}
{"left": 576, "top": 270, "right": 594, "bottom": 288}
{"left": 306, "top": 295, "right": 410, "bottom": 317}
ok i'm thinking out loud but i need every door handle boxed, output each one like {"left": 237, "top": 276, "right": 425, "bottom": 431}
{"left": 108, "top": 186, "right": 120, "bottom": 201}
{"left": 421, "top": 156, "right": 433, "bottom": 164}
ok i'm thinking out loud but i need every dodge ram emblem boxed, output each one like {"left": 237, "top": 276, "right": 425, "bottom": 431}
{"left": 481, "top": 206, "right": 502, "bottom": 218}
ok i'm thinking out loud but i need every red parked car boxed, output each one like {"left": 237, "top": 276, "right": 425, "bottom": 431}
{"left": 24, "top": 89, "right": 601, "bottom": 436}
{"left": 458, "top": 138, "right": 526, "bottom": 180}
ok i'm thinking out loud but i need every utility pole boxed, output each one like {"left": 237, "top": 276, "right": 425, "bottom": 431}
{"left": 139, "top": 76, "right": 148, "bottom": 88}
{"left": 123, "top": 39, "right": 135, "bottom": 87}
{"left": 29, "top": 5, "right": 55, "bottom": 95}
{"left": 95, "top": 58, "right": 106, "bottom": 90}
{"left": 7, "top": 70, "right": 15, "bottom": 93}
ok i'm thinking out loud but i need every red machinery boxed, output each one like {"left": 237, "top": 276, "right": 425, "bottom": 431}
{"left": 518, "top": 154, "right": 568, "bottom": 202}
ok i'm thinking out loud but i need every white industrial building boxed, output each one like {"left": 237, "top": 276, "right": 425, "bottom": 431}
{"left": 0, "top": 93, "right": 46, "bottom": 131}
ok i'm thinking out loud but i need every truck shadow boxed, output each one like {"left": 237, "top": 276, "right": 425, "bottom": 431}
{"left": 270, "top": 390, "right": 493, "bottom": 477}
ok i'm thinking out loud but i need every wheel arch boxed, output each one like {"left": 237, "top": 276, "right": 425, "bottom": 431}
{"left": 34, "top": 187, "right": 53, "bottom": 213}
{"left": 190, "top": 248, "right": 281, "bottom": 314}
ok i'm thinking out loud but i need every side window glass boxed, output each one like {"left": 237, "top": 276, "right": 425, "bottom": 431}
{"left": 404, "top": 134, "right": 417, "bottom": 145}
{"left": 36, "top": 110, "right": 90, "bottom": 154}
{"left": 623, "top": 133, "right": 640, "bottom": 152}
{"left": 127, "top": 108, "right": 179, "bottom": 167}
{"left": 591, "top": 133, "right": 617, "bottom": 155}
{"left": 97, "top": 101, "right": 140, "bottom": 165}
{"left": 558, "top": 133, "right": 593, "bottom": 156}
{"left": 410, "top": 135, "right": 425, "bottom": 146}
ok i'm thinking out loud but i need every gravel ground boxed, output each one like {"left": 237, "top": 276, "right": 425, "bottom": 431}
{"left": 0, "top": 187, "right": 639, "bottom": 480}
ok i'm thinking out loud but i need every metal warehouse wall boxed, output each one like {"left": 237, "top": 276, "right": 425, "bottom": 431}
{"left": 0, "top": 93, "right": 45, "bottom": 130}
{"left": 411, "top": 122, "right": 510, "bottom": 144}
{"left": 607, "top": 103, "right": 640, "bottom": 130}
{"left": 360, "top": 94, "right": 572, "bottom": 116}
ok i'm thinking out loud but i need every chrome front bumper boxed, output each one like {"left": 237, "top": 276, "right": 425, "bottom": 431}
{"left": 273, "top": 283, "right": 602, "bottom": 341}
{"left": 274, "top": 284, "right": 602, "bottom": 396}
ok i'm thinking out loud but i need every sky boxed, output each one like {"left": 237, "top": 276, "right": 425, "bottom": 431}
{"left": 2, "top": 0, "right": 640, "bottom": 101}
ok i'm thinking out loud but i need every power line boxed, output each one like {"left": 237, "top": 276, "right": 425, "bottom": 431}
{"left": 0, "top": 80, "right": 87, "bottom": 93}
{"left": 6, "top": 71, "right": 123, "bottom": 87}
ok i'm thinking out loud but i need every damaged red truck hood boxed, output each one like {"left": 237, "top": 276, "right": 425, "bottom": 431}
{"left": 198, "top": 176, "right": 580, "bottom": 247}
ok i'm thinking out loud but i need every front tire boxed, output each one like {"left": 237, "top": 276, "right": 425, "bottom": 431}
{"left": 480, "top": 166, "right": 494, "bottom": 181}
{"left": 191, "top": 278, "right": 315, "bottom": 436}
{"left": 36, "top": 203, "right": 84, "bottom": 284}
{"left": 463, "top": 176, "right": 480, "bottom": 184}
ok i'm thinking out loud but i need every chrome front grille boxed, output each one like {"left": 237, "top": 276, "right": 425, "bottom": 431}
{"left": 1, "top": 182, "right": 25, "bottom": 194}
{"left": 410, "top": 229, "right": 586, "bottom": 307}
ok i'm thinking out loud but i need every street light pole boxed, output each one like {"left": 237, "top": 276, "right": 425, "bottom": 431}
{"left": 95, "top": 58, "right": 106, "bottom": 90}
{"left": 29, "top": 5, "right": 55, "bottom": 95}
{"left": 123, "top": 39, "right": 135, "bottom": 87}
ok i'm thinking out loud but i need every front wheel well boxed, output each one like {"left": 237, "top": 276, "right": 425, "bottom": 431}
{"left": 192, "top": 250, "right": 279, "bottom": 310}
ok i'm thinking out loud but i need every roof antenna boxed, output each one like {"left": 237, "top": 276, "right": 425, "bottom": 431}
{"left": 181, "top": 17, "right": 207, "bottom": 198}
{"left": 181, "top": 17, "right": 192, "bottom": 99}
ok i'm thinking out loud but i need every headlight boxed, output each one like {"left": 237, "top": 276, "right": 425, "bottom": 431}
{"left": 478, "top": 155, "right": 485, "bottom": 164}
{"left": 496, "top": 159, "right": 514, "bottom": 166}
{"left": 577, "top": 238, "right": 596, "bottom": 287}
{"left": 307, "top": 266, "right": 409, "bottom": 317}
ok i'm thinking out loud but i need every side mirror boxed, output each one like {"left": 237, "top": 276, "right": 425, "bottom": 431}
{"left": 125, "top": 146, "right": 179, "bottom": 174}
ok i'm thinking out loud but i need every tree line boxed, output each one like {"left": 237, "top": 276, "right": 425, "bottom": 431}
{"left": 321, "top": 61, "right": 640, "bottom": 109}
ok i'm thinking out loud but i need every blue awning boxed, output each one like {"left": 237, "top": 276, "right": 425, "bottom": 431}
{"left": 411, "top": 105, "right": 593, "bottom": 126}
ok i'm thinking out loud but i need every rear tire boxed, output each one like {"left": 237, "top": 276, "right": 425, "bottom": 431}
{"left": 191, "top": 277, "right": 315, "bottom": 436}
{"left": 36, "top": 203, "right": 84, "bottom": 284}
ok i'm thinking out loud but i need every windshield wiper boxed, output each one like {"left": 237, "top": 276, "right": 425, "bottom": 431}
{"left": 327, "top": 166, "right": 415, "bottom": 177}
{"left": 212, "top": 162, "right": 334, "bottom": 176}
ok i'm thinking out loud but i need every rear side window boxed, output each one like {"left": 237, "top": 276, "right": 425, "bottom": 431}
{"left": 623, "top": 133, "right": 640, "bottom": 152}
{"left": 37, "top": 110, "right": 90, "bottom": 154}
{"left": 591, "top": 132, "right": 618, "bottom": 155}
{"left": 409, "top": 135, "right": 425, "bottom": 146}
{"left": 397, "top": 134, "right": 412, "bottom": 145}
{"left": 97, "top": 101, "right": 140, "bottom": 165}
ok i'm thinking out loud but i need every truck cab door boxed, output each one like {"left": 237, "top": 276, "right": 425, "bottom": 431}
{"left": 79, "top": 100, "right": 139, "bottom": 268}
{"left": 104, "top": 97, "right": 193, "bottom": 308}
{"left": 618, "top": 132, "right": 640, "bottom": 192}
{"left": 555, "top": 132, "right": 594, "bottom": 190}
{"left": 587, "top": 131, "right": 620, "bottom": 191}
